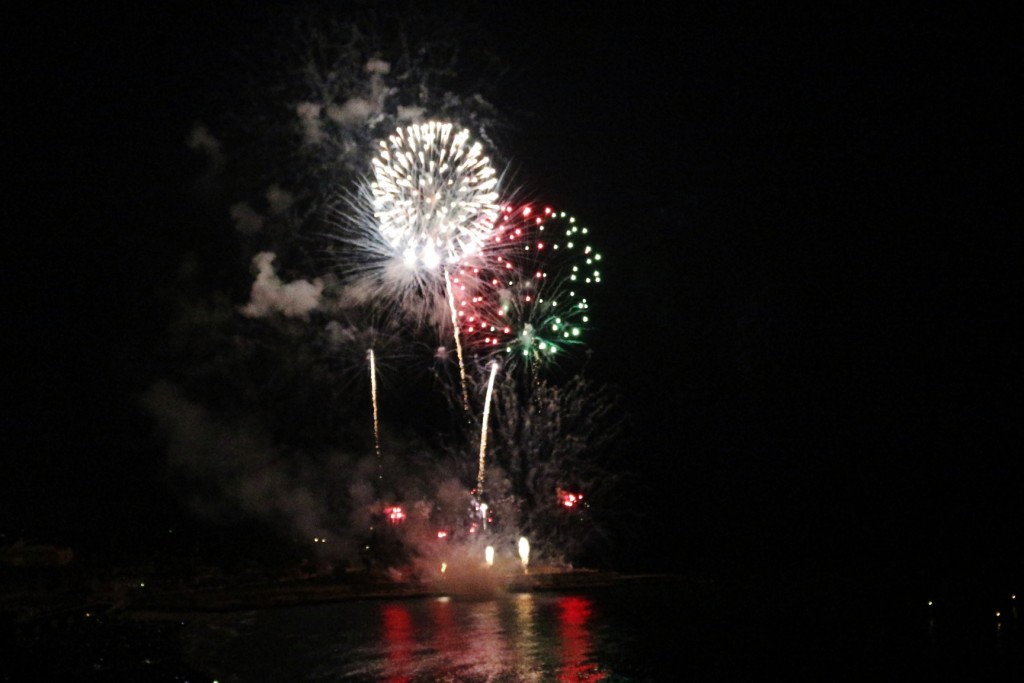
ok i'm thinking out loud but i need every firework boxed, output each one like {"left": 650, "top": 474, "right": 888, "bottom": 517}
{"left": 459, "top": 204, "right": 602, "bottom": 370}
{"left": 370, "top": 121, "right": 500, "bottom": 270}
{"left": 330, "top": 120, "right": 502, "bottom": 376}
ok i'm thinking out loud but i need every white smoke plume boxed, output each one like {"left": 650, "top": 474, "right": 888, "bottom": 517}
{"left": 240, "top": 251, "right": 323, "bottom": 319}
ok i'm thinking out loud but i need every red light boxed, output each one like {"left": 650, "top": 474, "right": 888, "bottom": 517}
{"left": 384, "top": 505, "right": 406, "bottom": 523}
{"left": 558, "top": 489, "right": 584, "bottom": 508}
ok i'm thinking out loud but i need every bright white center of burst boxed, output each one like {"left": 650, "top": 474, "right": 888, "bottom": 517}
{"left": 370, "top": 121, "right": 499, "bottom": 269}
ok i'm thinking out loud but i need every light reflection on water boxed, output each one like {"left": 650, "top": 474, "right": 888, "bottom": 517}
{"left": 181, "top": 577, "right": 1021, "bottom": 680}
{"left": 187, "top": 591, "right": 614, "bottom": 682}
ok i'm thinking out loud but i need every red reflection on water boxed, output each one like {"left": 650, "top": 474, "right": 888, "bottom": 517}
{"left": 381, "top": 603, "right": 414, "bottom": 683}
{"left": 429, "top": 598, "right": 457, "bottom": 651}
{"left": 557, "top": 595, "right": 607, "bottom": 682}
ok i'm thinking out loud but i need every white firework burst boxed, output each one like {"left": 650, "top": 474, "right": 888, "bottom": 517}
{"left": 370, "top": 121, "right": 500, "bottom": 270}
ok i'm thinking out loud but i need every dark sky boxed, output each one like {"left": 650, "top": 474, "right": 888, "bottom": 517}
{"left": 5, "top": 3, "right": 1019, "bottom": 576}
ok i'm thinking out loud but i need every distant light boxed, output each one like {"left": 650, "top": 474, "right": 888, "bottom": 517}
{"left": 559, "top": 489, "right": 583, "bottom": 508}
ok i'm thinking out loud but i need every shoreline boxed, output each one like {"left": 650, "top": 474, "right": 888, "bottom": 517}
{"left": 115, "top": 569, "right": 689, "bottom": 618}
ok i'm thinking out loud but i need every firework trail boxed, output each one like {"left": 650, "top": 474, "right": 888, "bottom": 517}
{"left": 477, "top": 360, "right": 499, "bottom": 494}
{"left": 444, "top": 268, "right": 470, "bottom": 412}
{"left": 368, "top": 348, "right": 383, "bottom": 486}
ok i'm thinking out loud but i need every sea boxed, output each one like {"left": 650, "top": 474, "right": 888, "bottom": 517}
{"left": 5, "top": 573, "right": 1021, "bottom": 681}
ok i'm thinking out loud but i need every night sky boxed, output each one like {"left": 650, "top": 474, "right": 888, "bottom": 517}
{"left": 5, "top": 3, "right": 1019, "bottom": 578}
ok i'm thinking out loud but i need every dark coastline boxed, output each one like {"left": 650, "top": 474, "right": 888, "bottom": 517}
{"left": 108, "top": 568, "right": 678, "bottom": 617}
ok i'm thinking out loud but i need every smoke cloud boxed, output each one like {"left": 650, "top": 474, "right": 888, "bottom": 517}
{"left": 240, "top": 251, "right": 324, "bottom": 319}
